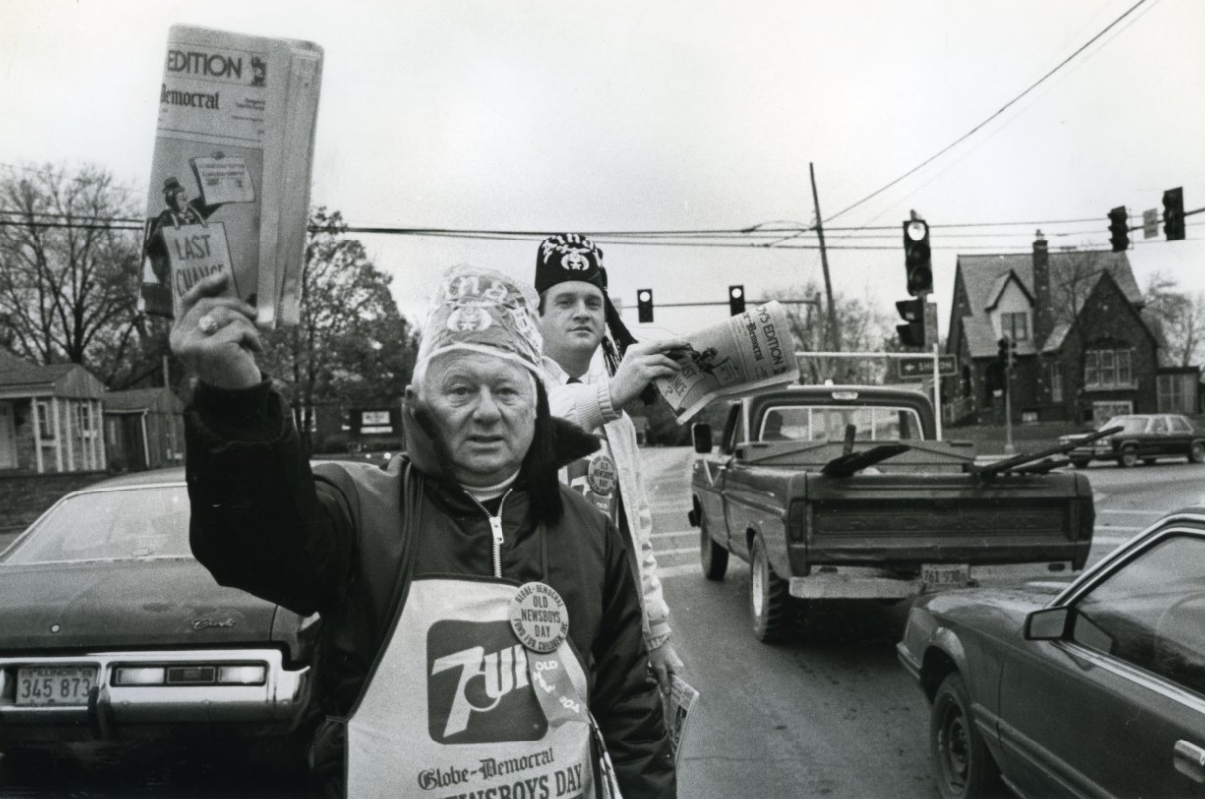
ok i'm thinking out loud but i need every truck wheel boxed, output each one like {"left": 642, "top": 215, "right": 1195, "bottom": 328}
{"left": 1071, "top": 459, "right": 1090, "bottom": 469}
{"left": 700, "top": 516, "right": 729, "bottom": 581}
{"left": 1118, "top": 446, "right": 1139, "bottom": 468}
{"left": 930, "top": 673, "right": 1002, "bottom": 799}
{"left": 750, "top": 534, "right": 790, "bottom": 643}
{"left": 1190, "top": 442, "right": 1205, "bottom": 464}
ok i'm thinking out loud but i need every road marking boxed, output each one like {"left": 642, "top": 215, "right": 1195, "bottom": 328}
{"left": 651, "top": 529, "right": 695, "bottom": 539}
{"left": 1096, "top": 525, "right": 1146, "bottom": 532}
{"left": 1097, "top": 509, "right": 1160, "bottom": 516}
{"left": 1093, "top": 535, "right": 1133, "bottom": 545}
{"left": 660, "top": 563, "right": 703, "bottom": 579}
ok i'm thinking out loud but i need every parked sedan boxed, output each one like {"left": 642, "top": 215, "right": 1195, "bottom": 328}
{"left": 0, "top": 470, "right": 318, "bottom": 755}
{"left": 898, "top": 509, "right": 1205, "bottom": 798}
{"left": 1059, "top": 413, "right": 1205, "bottom": 468}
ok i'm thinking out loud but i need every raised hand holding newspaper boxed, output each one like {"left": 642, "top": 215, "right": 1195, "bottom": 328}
{"left": 138, "top": 25, "right": 323, "bottom": 328}
{"left": 653, "top": 301, "right": 799, "bottom": 422}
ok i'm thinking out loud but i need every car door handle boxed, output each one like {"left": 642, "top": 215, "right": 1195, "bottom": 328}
{"left": 1174, "top": 740, "right": 1205, "bottom": 783}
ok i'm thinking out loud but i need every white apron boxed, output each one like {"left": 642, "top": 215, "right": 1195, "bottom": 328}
{"left": 345, "top": 576, "right": 618, "bottom": 799}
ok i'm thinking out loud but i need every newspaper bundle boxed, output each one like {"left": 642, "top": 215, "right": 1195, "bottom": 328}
{"left": 654, "top": 301, "right": 800, "bottom": 422}
{"left": 138, "top": 25, "right": 323, "bottom": 328}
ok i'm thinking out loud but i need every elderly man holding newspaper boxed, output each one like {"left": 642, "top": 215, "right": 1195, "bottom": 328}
{"left": 172, "top": 266, "right": 676, "bottom": 798}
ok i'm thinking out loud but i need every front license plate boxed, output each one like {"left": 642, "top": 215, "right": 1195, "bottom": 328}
{"left": 16, "top": 666, "right": 98, "bottom": 706}
{"left": 922, "top": 563, "right": 970, "bottom": 590}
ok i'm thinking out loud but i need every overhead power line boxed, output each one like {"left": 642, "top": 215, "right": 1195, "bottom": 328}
{"left": 823, "top": 0, "right": 1154, "bottom": 225}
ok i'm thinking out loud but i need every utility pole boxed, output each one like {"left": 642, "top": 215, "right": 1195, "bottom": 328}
{"left": 809, "top": 162, "right": 840, "bottom": 352}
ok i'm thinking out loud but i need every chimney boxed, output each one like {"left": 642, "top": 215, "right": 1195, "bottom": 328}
{"left": 1032, "top": 230, "right": 1052, "bottom": 345}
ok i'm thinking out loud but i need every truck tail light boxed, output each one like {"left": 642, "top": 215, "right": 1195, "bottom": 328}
{"left": 114, "top": 667, "right": 166, "bottom": 686}
{"left": 788, "top": 500, "right": 807, "bottom": 543}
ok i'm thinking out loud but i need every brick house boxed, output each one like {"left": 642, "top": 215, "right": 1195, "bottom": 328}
{"left": 0, "top": 349, "right": 108, "bottom": 473}
{"left": 947, "top": 235, "right": 1162, "bottom": 425}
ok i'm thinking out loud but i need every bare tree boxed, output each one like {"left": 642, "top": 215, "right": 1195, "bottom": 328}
{"left": 767, "top": 282, "right": 890, "bottom": 384}
{"left": 1144, "top": 272, "right": 1205, "bottom": 367}
{"left": 0, "top": 163, "right": 142, "bottom": 378}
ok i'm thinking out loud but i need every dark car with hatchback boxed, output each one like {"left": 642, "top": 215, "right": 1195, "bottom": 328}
{"left": 0, "top": 469, "right": 319, "bottom": 755}
{"left": 898, "top": 508, "right": 1205, "bottom": 798}
{"left": 1059, "top": 413, "right": 1205, "bottom": 468}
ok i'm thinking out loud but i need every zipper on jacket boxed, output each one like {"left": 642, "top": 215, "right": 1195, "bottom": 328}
{"left": 468, "top": 489, "right": 512, "bottom": 578}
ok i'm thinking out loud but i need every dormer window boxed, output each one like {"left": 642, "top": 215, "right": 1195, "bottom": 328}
{"left": 1001, "top": 311, "right": 1029, "bottom": 342}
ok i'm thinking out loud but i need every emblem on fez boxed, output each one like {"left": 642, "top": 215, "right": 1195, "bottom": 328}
{"left": 563, "top": 250, "right": 590, "bottom": 271}
{"left": 446, "top": 306, "right": 493, "bottom": 333}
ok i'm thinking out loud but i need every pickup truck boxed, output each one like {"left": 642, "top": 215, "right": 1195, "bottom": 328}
{"left": 687, "top": 385, "right": 1097, "bottom": 642}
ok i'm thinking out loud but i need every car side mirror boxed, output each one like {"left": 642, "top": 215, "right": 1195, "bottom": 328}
{"left": 1024, "top": 607, "right": 1070, "bottom": 641}
{"left": 692, "top": 423, "right": 713, "bottom": 454}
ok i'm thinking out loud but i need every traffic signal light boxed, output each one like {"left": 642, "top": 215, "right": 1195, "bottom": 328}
{"left": 637, "top": 289, "right": 654, "bottom": 323}
{"left": 903, "top": 218, "right": 932, "bottom": 296}
{"left": 997, "top": 336, "right": 1016, "bottom": 368}
{"left": 1108, "top": 206, "right": 1129, "bottom": 252}
{"left": 896, "top": 298, "right": 925, "bottom": 348}
{"left": 728, "top": 285, "right": 745, "bottom": 316}
{"left": 1163, "top": 187, "right": 1186, "bottom": 241}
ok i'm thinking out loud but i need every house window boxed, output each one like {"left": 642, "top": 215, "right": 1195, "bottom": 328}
{"left": 1049, "top": 361, "right": 1063, "bottom": 403}
{"left": 1084, "top": 348, "right": 1133, "bottom": 389}
{"left": 36, "top": 400, "right": 53, "bottom": 440}
{"left": 1157, "top": 372, "right": 1196, "bottom": 414}
{"left": 77, "top": 404, "right": 95, "bottom": 438}
{"left": 1001, "top": 312, "right": 1029, "bottom": 342}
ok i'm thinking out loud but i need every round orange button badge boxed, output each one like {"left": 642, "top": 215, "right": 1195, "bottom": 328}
{"left": 509, "top": 582, "right": 568, "bottom": 653}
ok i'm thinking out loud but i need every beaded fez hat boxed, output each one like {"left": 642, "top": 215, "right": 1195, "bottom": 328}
{"left": 415, "top": 264, "right": 543, "bottom": 376}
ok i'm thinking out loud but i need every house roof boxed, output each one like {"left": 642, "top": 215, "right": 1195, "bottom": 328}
{"left": 104, "top": 387, "right": 184, "bottom": 413}
{"left": 0, "top": 348, "right": 107, "bottom": 398}
{"left": 955, "top": 249, "right": 1143, "bottom": 358}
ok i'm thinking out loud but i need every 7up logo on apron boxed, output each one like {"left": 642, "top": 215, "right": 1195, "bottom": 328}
{"left": 427, "top": 620, "right": 547, "bottom": 743}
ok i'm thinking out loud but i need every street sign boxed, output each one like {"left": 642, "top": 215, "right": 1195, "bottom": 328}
{"left": 1143, "top": 208, "right": 1159, "bottom": 239}
{"left": 897, "top": 355, "right": 956, "bottom": 379}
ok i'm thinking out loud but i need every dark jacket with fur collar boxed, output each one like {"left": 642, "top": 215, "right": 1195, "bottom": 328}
{"left": 184, "top": 379, "right": 675, "bottom": 799}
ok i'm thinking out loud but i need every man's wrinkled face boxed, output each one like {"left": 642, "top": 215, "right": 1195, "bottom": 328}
{"left": 418, "top": 352, "right": 537, "bottom": 486}
{"left": 539, "top": 282, "right": 605, "bottom": 359}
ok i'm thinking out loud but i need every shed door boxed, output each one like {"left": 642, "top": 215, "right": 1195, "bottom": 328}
{"left": 0, "top": 402, "right": 16, "bottom": 469}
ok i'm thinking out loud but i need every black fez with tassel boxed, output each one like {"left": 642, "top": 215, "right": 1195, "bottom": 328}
{"left": 535, "top": 233, "right": 642, "bottom": 381}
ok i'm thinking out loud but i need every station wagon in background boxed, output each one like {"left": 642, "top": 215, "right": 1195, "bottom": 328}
{"left": 898, "top": 509, "right": 1205, "bottom": 799}
{"left": 1059, "top": 413, "right": 1205, "bottom": 468}
{"left": 0, "top": 470, "right": 318, "bottom": 759}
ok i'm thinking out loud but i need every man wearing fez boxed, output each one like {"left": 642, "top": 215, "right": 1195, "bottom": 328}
{"left": 534, "top": 233, "right": 688, "bottom": 692}
{"left": 172, "top": 265, "right": 675, "bottom": 798}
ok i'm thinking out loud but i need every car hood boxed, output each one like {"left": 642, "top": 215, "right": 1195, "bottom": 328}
{"left": 0, "top": 558, "right": 279, "bottom": 652}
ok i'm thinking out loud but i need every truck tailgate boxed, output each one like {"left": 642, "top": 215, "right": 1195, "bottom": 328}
{"left": 797, "top": 472, "right": 1094, "bottom": 569}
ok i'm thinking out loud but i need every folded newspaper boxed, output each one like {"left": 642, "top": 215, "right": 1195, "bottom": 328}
{"left": 664, "top": 675, "right": 700, "bottom": 766}
{"left": 654, "top": 301, "right": 800, "bottom": 422}
{"left": 138, "top": 25, "right": 323, "bottom": 328}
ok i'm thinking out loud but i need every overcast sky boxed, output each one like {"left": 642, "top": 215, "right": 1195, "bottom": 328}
{"left": 1, "top": 0, "right": 1202, "bottom": 341}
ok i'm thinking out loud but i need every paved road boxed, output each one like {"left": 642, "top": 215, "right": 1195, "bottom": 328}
{"left": 642, "top": 446, "right": 1205, "bottom": 798}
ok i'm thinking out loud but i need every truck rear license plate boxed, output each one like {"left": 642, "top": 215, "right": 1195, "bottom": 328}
{"left": 922, "top": 564, "right": 970, "bottom": 590}
{"left": 16, "top": 666, "right": 97, "bottom": 706}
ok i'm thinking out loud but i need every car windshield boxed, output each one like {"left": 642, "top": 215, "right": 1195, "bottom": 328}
{"left": 2, "top": 486, "right": 192, "bottom": 565}
{"left": 759, "top": 405, "right": 924, "bottom": 442}
{"left": 1102, "top": 416, "right": 1147, "bottom": 435}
